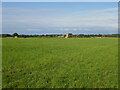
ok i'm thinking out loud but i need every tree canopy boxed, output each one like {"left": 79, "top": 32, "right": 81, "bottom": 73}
{"left": 12, "top": 33, "right": 19, "bottom": 37}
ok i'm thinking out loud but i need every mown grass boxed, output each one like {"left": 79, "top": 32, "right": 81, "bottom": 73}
{"left": 2, "top": 38, "right": 118, "bottom": 88}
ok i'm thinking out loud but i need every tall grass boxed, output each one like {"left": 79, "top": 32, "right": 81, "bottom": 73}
{"left": 2, "top": 38, "right": 118, "bottom": 88}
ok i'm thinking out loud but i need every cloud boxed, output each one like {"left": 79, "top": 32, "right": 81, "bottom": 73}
{"left": 92, "top": 7, "right": 118, "bottom": 13}
{"left": 2, "top": 7, "right": 118, "bottom": 34}
{"left": 2, "top": 7, "right": 68, "bottom": 15}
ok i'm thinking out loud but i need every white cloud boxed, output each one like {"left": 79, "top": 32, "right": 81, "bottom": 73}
{"left": 92, "top": 7, "right": 118, "bottom": 13}
{"left": 2, "top": 7, "right": 68, "bottom": 14}
{"left": 2, "top": 7, "right": 118, "bottom": 34}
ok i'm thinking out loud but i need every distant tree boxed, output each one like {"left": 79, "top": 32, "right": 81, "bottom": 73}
{"left": 2, "top": 34, "right": 12, "bottom": 37}
{"left": 12, "top": 33, "right": 19, "bottom": 37}
{"left": 78, "top": 34, "right": 84, "bottom": 38}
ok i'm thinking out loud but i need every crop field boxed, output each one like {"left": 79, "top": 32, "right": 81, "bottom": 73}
{"left": 2, "top": 38, "right": 118, "bottom": 88}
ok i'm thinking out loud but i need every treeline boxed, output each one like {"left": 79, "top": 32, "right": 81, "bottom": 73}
{"left": 1, "top": 33, "right": 120, "bottom": 38}
{"left": 76, "top": 34, "right": 120, "bottom": 38}
{"left": 1, "top": 34, "right": 65, "bottom": 38}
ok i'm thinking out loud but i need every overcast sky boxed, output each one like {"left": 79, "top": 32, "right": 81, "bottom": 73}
{"left": 2, "top": 2, "right": 118, "bottom": 35}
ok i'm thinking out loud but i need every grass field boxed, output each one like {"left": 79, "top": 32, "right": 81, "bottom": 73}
{"left": 2, "top": 38, "right": 118, "bottom": 88}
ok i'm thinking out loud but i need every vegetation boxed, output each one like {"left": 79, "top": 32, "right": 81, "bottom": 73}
{"left": 1, "top": 33, "right": 120, "bottom": 38}
{"left": 12, "top": 33, "right": 19, "bottom": 37}
{"left": 2, "top": 38, "right": 118, "bottom": 88}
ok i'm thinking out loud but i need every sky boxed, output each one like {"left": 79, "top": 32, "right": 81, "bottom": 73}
{"left": 2, "top": 0, "right": 120, "bottom": 2}
{"left": 2, "top": 2, "right": 118, "bottom": 35}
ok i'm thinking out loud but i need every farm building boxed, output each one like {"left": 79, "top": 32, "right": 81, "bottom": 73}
{"left": 14, "top": 36, "right": 18, "bottom": 38}
{"left": 65, "top": 33, "right": 72, "bottom": 38}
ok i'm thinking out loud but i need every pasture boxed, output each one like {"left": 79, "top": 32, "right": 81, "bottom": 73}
{"left": 2, "top": 38, "right": 118, "bottom": 88}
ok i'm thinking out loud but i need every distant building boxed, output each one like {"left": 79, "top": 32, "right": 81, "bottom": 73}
{"left": 14, "top": 36, "right": 18, "bottom": 38}
{"left": 65, "top": 33, "right": 72, "bottom": 38}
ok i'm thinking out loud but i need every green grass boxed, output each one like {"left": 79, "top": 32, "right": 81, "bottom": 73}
{"left": 2, "top": 38, "right": 118, "bottom": 88}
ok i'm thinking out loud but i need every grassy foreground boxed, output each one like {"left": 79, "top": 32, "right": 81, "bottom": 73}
{"left": 2, "top": 38, "right": 118, "bottom": 88}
